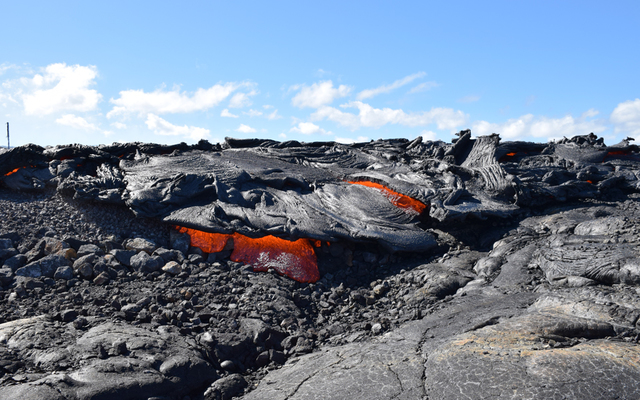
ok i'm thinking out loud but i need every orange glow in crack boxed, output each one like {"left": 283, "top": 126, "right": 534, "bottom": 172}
{"left": 4, "top": 167, "right": 22, "bottom": 177}
{"left": 347, "top": 180, "right": 427, "bottom": 215}
{"left": 175, "top": 226, "right": 320, "bottom": 283}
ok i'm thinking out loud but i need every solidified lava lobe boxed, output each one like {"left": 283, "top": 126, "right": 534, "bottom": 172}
{"left": 175, "top": 226, "right": 320, "bottom": 283}
{"left": 347, "top": 180, "right": 427, "bottom": 215}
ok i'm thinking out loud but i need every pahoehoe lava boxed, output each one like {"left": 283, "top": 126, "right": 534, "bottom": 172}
{"left": 1, "top": 131, "right": 640, "bottom": 399}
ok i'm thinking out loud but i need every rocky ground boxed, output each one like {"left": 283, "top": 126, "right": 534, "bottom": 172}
{"left": 2, "top": 134, "right": 640, "bottom": 399}
{"left": 1, "top": 187, "right": 640, "bottom": 399}
{"left": 0, "top": 186, "right": 492, "bottom": 399}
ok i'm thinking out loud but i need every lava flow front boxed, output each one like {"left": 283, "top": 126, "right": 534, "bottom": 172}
{"left": 347, "top": 180, "right": 427, "bottom": 215}
{"left": 175, "top": 226, "right": 320, "bottom": 283}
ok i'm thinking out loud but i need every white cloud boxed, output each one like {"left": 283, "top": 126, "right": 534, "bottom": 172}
{"left": 22, "top": 63, "right": 102, "bottom": 116}
{"left": 472, "top": 110, "right": 607, "bottom": 141}
{"left": 420, "top": 130, "right": 438, "bottom": 141}
{"left": 311, "top": 101, "right": 468, "bottom": 131}
{"left": 458, "top": 95, "right": 481, "bottom": 103}
{"left": 290, "top": 122, "right": 331, "bottom": 135}
{"left": 236, "top": 124, "right": 257, "bottom": 133}
{"left": 611, "top": 99, "right": 640, "bottom": 135}
{"left": 357, "top": 72, "right": 426, "bottom": 100}
{"left": 145, "top": 113, "right": 210, "bottom": 141}
{"left": 111, "top": 122, "right": 127, "bottom": 129}
{"left": 243, "top": 109, "right": 263, "bottom": 117}
{"left": 408, "top": 81, "right": 439, "bottom": 94}
{"left": 55, "top": 114, "right": 100, "bottom": 131}
{"left": 262, "top": 104, "right": 274, "bottom": 109}
{"left": 0, "top": 63, "right": 17, "bottom": 76}
{"left": 108, "top": 82, "right": 247, "bottom": 118}
{"left": 266, "top": 109, "right": 282, "bottom": 120}
{"left": 221, "top": 108, "right": 239, "bottom": 118}
{"left": 278, "top": 133, "right": 287, "bottom": 139}
{"left": 228, "top": 90, "right": 258, "bottom": 108}
{"left": 291, "top": 81, "right": 351, "bottom": 108}
{"left": 334, "top": 136, "right": 370, "bottom": 144}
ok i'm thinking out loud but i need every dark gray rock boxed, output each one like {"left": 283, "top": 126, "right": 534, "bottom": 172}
{"left": 0, "top": 267, "right": 13, "bottom": 285}
{"left": 125, "top": 237, "right": 157, "bottom": 254}
{"left": 0, "top": 319, "right": 217, "bottom": 400}
{"left": 53, "top": 265, "right": 74, "bottom": 280}
{"left": 204, "top": 374, "right": 248, "bottom": 400}
{"left": 77, "top": 244, "right": 104, "bottom": 257}
{"left": 0, "top": 238, "right": 13, "bottom": 249}
{"left": 0, "top": 247, "right": 17, "bottom": 264}
{"left": 15, "top": 254, "right": 70, "bottom": 278}
{"left": 110, "top": 249, "right": 137, "bottom": 267}
{"left": 3, "top": 254, "right": 27, "bottom": 271}
{"left": 170, "top": 231, "right": 190, "bottom": 255}
{"left": 129, "top": 252, "right": 160, "bottom": 273}
{"left": 73, "top": 254, "right": 98, "bottom": 270}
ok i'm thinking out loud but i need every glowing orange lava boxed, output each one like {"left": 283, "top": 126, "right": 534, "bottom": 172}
{"left": 175, "top": 227, "right": 230, "bottom": 253}
{"left": 347, "top": 180, "right": 427, "bottom": 215}
{"left": 4, "top": 167, "right": 21, "bottom": 177}
{"left": 175, "top": 226, "right": 320, "bottom": 283}
{"left": 602, "top": 150, "right": 639, "bottom": 162}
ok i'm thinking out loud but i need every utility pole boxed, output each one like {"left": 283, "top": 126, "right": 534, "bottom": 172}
{"left": 6, "top": 122, "right": 8, "bottom": 149}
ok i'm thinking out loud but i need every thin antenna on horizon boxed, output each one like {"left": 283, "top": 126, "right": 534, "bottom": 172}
{"left": 6, "top": 122, "right": 8, "bottom": 149}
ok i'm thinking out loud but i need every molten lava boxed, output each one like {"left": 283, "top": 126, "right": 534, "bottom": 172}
{"left": 175, "top": 226, "right": 320, "bottom": 283}
{"left": 175, "top": 227, "right": 230, "bottom": 253}
{"left": 602, "top": 150, "right": 639, "bottom": 162}
{"left": 4, "top": 167, "right": 22, "bottom": 177}
{"left": 347, "top": 180, "right": 427, "bottom": 215}
{"left": 498, "top": 152, "right": 519, "bottom": 163}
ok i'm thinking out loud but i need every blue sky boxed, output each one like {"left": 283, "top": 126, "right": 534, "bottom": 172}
{"left": 1, "top": 1, "right": 639, "bottom": 147}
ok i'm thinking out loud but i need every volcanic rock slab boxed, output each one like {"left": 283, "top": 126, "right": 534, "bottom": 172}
{"left": 0, "top": 317, "right": 216, "bottom": 400}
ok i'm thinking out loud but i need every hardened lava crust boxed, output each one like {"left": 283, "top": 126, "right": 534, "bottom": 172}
{"left": 1, "top": 132, "right": 640, "bottom": 399}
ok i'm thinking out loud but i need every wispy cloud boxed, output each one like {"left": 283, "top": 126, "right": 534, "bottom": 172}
{"left": 236, "top": 124, "right": 257, "bottom": 133}
{"left": 420, "top": 130, "right": 438, "bottom": 141}
{"left": 0, "top": 63, "right": 18, "bottom": 76}
{"left": 408, "top": 81, "right": 439, "bottom": 94}
{"left": 22, "top": 63, "right": 102, "bottom": 116}
{"left": 611, "top": 99, "right": 640, "bottom": 135}
{"left": 472, "top": 109, "right": 606, "bottom": 141}
{"left": 334, "top": 136, "right": 370, "bottom": 144}
{"left": 311, "top": 101, "right": 468, "bottom": 131}
{"left": 243, "top": 109, "right": 263, "bottom": 117}
{"left": 290, "top": 122, "right": 331, "bottom": 135}
{"left": 356, "top": 72, "right": 426, "bottom": 100}
{"left": 458, "top": 95, "right": 480, "bottom": 103}
{"left": 291, "top": 81, "right": 351, "bottom": 108}
{"left": 315, "top": 69, "right": 331, "bottom": 78}
{"left": 145, "top": 113, "right": 210, "bottom": 141}
{"left": 220, "top": 108, "right": 239, "bottom": 118}
{"left": 228, "top": 89, "right": 258, "bottom": 108}
{"left": 266, "top": 109, "right": 282, "bottom": 120}
{"left": 111, "top": 122, "right": 127, "bottom": 129}
{"left": 108, "top": 82, "right": 248, "bottom": 118}
{"left": 56, "top": 114, "right": 100, "bottom": 131}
